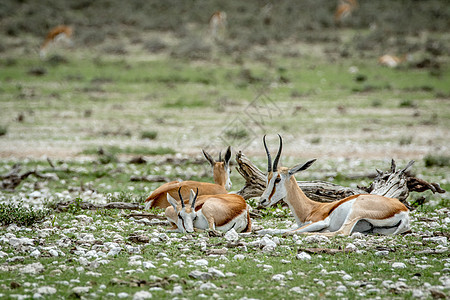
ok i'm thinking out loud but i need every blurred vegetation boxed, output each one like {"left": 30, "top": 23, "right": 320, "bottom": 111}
{"left": 0, "top": 202, "right": 49, "bottom": 226}
{"left": 1, "top": 0, "right": 448, "bottom": 56}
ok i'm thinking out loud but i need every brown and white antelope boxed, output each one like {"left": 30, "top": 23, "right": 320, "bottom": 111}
{"left": 378, "top": 54, "right": 410, "bottom": 68}
{"left": 165, "top": 188, "right": 251, "bottom": 233}
{"left": 258, "top": 135, "right": 411, "bottom": 236}
{"left": 40, "top": 25, "right": 74, "bottom": 58}
{"left": 144, "top": 147, "right": 232, "bottom": 209}
{"left": 334, "top": 0, "right": 358, "bottom": 24}
{"left": 209, "top": 11, "right": 227, "bottom": 40}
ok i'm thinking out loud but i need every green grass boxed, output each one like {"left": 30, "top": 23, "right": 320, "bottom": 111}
{"left": 0, "top": 9, "right": 449, "bottom": 298}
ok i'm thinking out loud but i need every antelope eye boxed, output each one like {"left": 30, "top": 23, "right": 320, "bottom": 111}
{"left": 275, "top": 177, "right": 281, "bottom": 183}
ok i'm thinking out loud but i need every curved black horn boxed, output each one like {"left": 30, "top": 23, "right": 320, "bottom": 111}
{"left": 177, "top": 187, "right": 185, "bottom": 208}
{"left": 272, "top": 134, "right": 283, "bottom": 171}
{"left": 191, "top": 188, "right": 198, "bottom": 208}
{"left": 263, "top": 135, "right": 272, "bottom": 173}
{"left": 219, "top": 151, "right": 222, "bottom": 162}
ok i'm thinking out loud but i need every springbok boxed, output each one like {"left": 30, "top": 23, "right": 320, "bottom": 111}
{"left": 334, "top": 0, "right": 358, "bottom": 24}
{"left": 258, "top": 135, "right": 411, "bottom": 236}
{"left": 209, "top": 11, "right": 227, "bottom": 40}
{"left": 144, "top": 147, "right": 232, "bottom": 209}
{"left": 40, "top": 25, "right": 73, "bottom": 58}
{"left": 378, "top": 54, "right": 410, "bottom": 68}
{"left": 165, "top": 188, "right": 251, "bottom": 233}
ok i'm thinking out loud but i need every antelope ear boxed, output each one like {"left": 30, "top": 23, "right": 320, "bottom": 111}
{"left": 288, "top": 159, "right": 317, "bottom": 176}
{"left": 202, "top": 149, "right": 215, "bottom": 166}
{"left": 166, "top": 193, "right": 178, "bottom": 212}
{"left": 224, "top": 146, "right": 232, "bottom": 165}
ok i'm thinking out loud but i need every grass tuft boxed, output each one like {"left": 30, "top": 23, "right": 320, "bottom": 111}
{"left": 424, "top": 154, "right": 450, "bottom": 168}
{"left": 0, "top": 202, "right": 49, "bottom": 226}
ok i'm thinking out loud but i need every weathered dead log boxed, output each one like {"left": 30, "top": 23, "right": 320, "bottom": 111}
{"left": 235, "top": 152, "right": 445, "bottom": 204}
{"left": 130, "top": 175, "right": 171, "bottom": 183}
{"left": 1, "top": 164, "right": 58, "bottom": 191}
{"left": 55, "top": 200, "right": 145, "bottom": 212}
{"left": 124, "top": 212, "right": 166, "bottom": 220}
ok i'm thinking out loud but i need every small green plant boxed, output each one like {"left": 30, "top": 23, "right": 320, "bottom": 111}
{"left": 141, "top": 130, "right": 158, "bottom": 140}
{"left": 105, "top": 192, "right": 146, "bottom": 203}
{"left": 310, "top": 137, "right": 321, "bottom": 144}
{"left": 371, "top": 99, "right": 382, "bottom": 107}
{"left": 67, "top": 197, "right": 84, "bottom": 214}
{"left": 399, "top": 136, "right": 413, "bottom": 146}
{"left": 0, "top": 202, "right": 49, "bottom": 226}
{"left": 424, "top": 154, "right": 450, "bottom": 167}
{"left": 224, "top": 128, "right": 248, "bottom": 140}
{"left": 0, "top": 125, "right": 7, "bottom": 136}
{"left": 399, "top": 99, "right": 416, "bottom": 108}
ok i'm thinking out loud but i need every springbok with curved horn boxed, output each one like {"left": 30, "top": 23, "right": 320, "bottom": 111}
{"left": 259, "top": 135, "right": 410, "bottom": 236}
{"left": 145, "top": 146, "right": 232, "bottom": 209}
{"left": 165, "top": 188, "right": 251, "bottom": 234}
{"left": 40, "top": 25, "right": 74, "bottom": 58}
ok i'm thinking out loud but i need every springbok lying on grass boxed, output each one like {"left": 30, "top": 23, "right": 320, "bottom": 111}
{"left": 165, "top": 188, "right": 251, "bottom": 234}
{"left": 258, "top": 135, "right": 411, "bottom": 236}
{"left": 145, "top": 147, "right": 232, "bottom": 209}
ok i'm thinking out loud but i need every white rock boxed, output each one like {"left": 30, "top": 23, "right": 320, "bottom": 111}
{"left": 143, "top": 261, "right": 156, "bottom": 269}
{"left": 72, "top": 287, "right": 90, "bottom": 294}
{"left": 345, "top": 243, "right": 357, "bottom": 252}
{"left": 30, "top": 250, "right": 41, "bottom": 258}
{"left": 305, "top": 235, "right": 330, "bottom": 244}
{"left": 351, "top": 232, "right": 364, "bottom": 239}
{"left": 336, "top": 285, "right": 347, "bottom": 292}
{"left": 33, "top": 292, "right": 43, "bottom": 299}
{"left": 412, "top": 289, "right": 424, "bottom": 298}
{"left": 20, "top": 262, "right": 44, "bottom": 274}
{"left": 194, "top": 259, "right": 208, "bottom": 267}
{"left": 424, "top": 236, "right": 447, "bottom": 246}
{"left": 133, "top": 291, "right": 152, "bottom": 300}
{"left": 36, "top": 286, "right": 56, "bottom": 295}
{"left": 286, "top": 270, "right": 293, "bottom": 276}
{"left": 272, "top": 274, "right": 285, "bottom": 281}
{"left": 129, "top": 260, "right": 142, "bottom": 267}
{"left": 367, "top": 288, "right": 381, "bottom": 294}
{"left": 224, "top": 229, "right": 239, "bottom": 242}
{"left": 290, "top": 287, "right": 302, "bottom": 294}
{"left": 107, "top": 247, "right": 122, "bottom": 256}
{"left": 118, "top": 292, "right": 129, "bottom": 298}
{"left": 342, "top": 274, "right": 352, "bottom": 281}
{"left": 76, "top": 215, "right": 93, "bottom": 224}
{"left": 296, "top": 252, "right": 311, "bottom": 260}
{"left": 78, "top": 257, "right": 89, "bottom": 266}
{"left": 260, "top": 237, "right": 277, "bottom": 248}
{"left": 9, "top": 237, "right": 34, "bottom": 247}
{"left": 392, "top": 262, "right": 407, "bottom": 269}
{"left": 233, "top": 254, "right": 245, "bottom": 260}
{"left": 199, "top": 282, "right": 217, "bottom": 290}
{"left": 172, "top": 285, "right": 183, "bottom": 295}
{"left": 208, "top": 268, "right": 225, "bottom": 278}
{"left": 375, "top": 250, "right": 389, "bottom": 256}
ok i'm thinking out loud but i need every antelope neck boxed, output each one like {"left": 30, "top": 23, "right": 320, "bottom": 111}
{"left": 284, "top": 175, "right": 320, "bottom": 224}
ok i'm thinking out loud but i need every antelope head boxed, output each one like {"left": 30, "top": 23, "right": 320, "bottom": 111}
{"left": 202, "top": 146, "right": 232, "bottom": 190}
{"left": 259, "top": 134, "right": 316, "bottom": 207}
{"left": 166, "top": 187, "right": 198, "bottom": 233}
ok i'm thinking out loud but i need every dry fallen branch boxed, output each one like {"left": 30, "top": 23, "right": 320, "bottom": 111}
{"left": 1, "top": 164, "right": 58, "bottom": 191}
{"left": 130, "top": 175, "right": 171, "bottom": 183}
{"left": 55, "top": 200, "right": 145, "bottom": 212}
